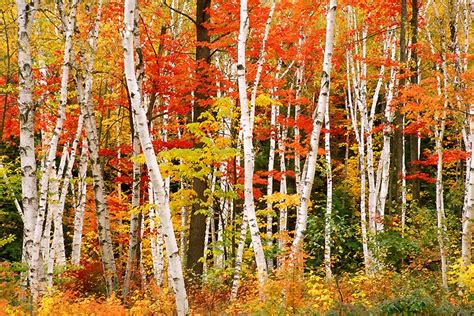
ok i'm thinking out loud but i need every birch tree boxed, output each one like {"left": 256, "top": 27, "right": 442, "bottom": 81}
{"left": 292, "top": 0, "right": 337, "bottom": 250}
{"left": 71, "top": 140, "right": 88, "bottom": 266}
{"left": 323, "top": 92, "right": 333, "bottom": 279}
{"left": 123, "top": 0, "right": 188, "bottom": 312}
{"left": 77, "top": 0, "right": 118, "bottom": 294}
{"left": 236, "top": 0, "right": 268, "bottom": 285}
{"left": 459, "top": 0, "right": 472, "bottom": 269}
{"left": 16, "top": 0, "right": 39, "bottom": 296}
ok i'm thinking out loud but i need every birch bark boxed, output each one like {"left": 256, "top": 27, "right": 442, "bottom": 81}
{"left": 123, "top": 132, "right": 142, "bottom": 298}
{"left": 123, "top": 0, "right": 188, "bottom": 312}
{"left": 377, "top": 30, "right": 397, "bottom": 231}
{"left": 123, "top": 5, "right": 144, "bottom": 297}
{"left": 292, "top": 0, "right": 337, "bottom": 249}
{"left": 71, "top": 140, "right": 88, "bottom": 265}
{"left": 35, "top": 0, "right": 78, "bottom": 255}
{"left": 464, "top": 107, "right": 474, "bottom": 267}
{"left": 78, "top": 0, "right": 118, "bottom": 294}
{"left": 237, "top": 0, "right": 268, "bottom": 285}
{"left": 16, "top": 0, "right": 39, "bottom": 296}
{"left": 323, "top": 92, "right": 332, "bottom": 279}
{"left": 460, "top": 0, "right": 472, "bottom": 269}
{"left": 149, "top": 183, "right": 165, "bottom": 286}
{"left": 346, "top": 54, "right": 372, "bottom": 273}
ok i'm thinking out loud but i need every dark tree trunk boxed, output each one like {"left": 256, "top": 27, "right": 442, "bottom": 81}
{"left": 390, "top": 0, "right": 408, "bottom": 210}
{"left": 187, "top": 0, "right": 212, "bottom": 279}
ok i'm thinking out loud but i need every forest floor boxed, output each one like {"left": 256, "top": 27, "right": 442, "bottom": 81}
{"left": 1, "top": 261, "right": 473, "bottom": 315}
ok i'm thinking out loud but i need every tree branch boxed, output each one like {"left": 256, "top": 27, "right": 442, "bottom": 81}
{"left": 163, "top": 0, "right": 197, "bottom": 26}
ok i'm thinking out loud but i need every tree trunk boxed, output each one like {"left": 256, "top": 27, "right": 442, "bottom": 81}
{"left": 123, "top": 132, "right": 142, "bottom": 298}
{"left": 71, "top": 141, "right": 88, "bottom": 266}
{"left": 378, "top": 29, "right": 397, "bottom": 232}
{"left": 16, "top": 0, "right": 39, "bottom": 296}
{"left": 278, "top": 105, "right": 290, "bottom": 257}
{"left": 149, "top": 183, "right": 165, "bottom": 287}
{"left": 187, "top": 0, "right": 212, "bottom": 279}
{"left": 323, "top": 93, "right": 333, "bottom": 279}
{"left": 292, "top": 0, "right": 337, "bottom": 250}
{"left": 123, "top": 0, "right": 188, "bottom": 312}
{"left": 230, "top": 216, "right": 248, "bottom": 300}
{"left": 346, "top": 52, "right": 372, "bottom": 274}
{"left": 77, "top": 0, "right": 118, "bottom": 294}
{"left": 463, "top": 108, "right": 474, "bottom": 267}
{"left": 237, "top": 0, "right": 268, "bottom": 286}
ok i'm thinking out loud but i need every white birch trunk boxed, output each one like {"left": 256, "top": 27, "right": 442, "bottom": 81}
{"left": 346, "top": 54, "right": 372, "bottom": 274}
{"left": 278, "top": 105, "right": 289, "bottom": 255}
{"left": 59, "top": 114, "right": 84, "bottom": 246}
{"left": 50, "top": 144, "right": 69, "bottom": 269}
{"left": 123, "top": 5, "right": 144, "bottom": 296}
{"left": 324, "top": 94, "right": 333, "bottom": 279}
{"left": 237, "top": 0, "right": 268, "bottom": 285}
{"left": 247, "top": 0, "right": 277, "bottom": 272}
{"left": 460, "top": 0, "right": 472, "bottom": 269}
{"left": 78, "top": 0, "right": 118, "bottom": 293}
{"left": 16, "top": 0, "right": 40, "bottom": 296}
{"left": 149, "top": 183, "right": 164, "bottom": 287}
{"left": 230, "top": 216, "right": 248, "bottom": 300}
{"left": 378, "top": 30, "right": 397, "bottom": 230}
{"left": 31, "top": 0, "right": 79, "bottom": 293}
{"left": 462, "top": 107, "right": 474, "bottom": 267}
{"left": 123, "top": 131, "right": 141, "bottom": 298}
{"left": 123, "top": 1, "right": 188, "bottom": 312}
{"left": 292, "top": 0, "right": 337, "bottom": 249}
{"left": 249, "top": 0, "right": 276, "bottom": 128}
{"left": 71, "top": 141, "right": 88, "bottom": 266}
{"left": 435, "top": 124, "right": 447, "bottom": 288}
{"left": 294, "top": 64, "right": 304, "bottom": 197}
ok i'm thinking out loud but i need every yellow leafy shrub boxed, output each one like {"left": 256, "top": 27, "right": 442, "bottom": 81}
{"left": 449, "top": 261, "right": 474, "bottom": 295}
{"left": 305, "top": 273, "right": 336, "bottom": 313}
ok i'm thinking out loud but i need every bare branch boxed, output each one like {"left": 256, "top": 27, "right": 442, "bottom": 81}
{"left": 163, "top": 0, "right": 197, "bottom": 26}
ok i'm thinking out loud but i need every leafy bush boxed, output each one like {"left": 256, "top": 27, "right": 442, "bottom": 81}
{"left": 379, "top": 293, "right": 437, "bottom": 314}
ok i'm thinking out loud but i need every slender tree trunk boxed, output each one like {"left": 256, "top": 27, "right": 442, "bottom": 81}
{"left": 409, "top": 0, "right": 421, "bottom": 202}
{"left": 46, "top": 145, "right": 68, "bottom": 287}
{"left": 123, "top": 5, "right": 144, "bottom": 297}
{"left": 123, "top": 1, "right": 188, "bottom": 312}
{"left": 278, "top": 105, "right": 289, "bottom": 257}
{"left": 347, "top": 53, "right": 372, "bottom": 274}
{"left": 378, "top": 29, "right": 397, "bottom": 232}
{"left": 123, "top": 132, "right": 142, "bottom": 298}
{"left": 50, "top": 145, "right": 68, "bottom": 268}
{"left": 294, "top": 62, "right": 304, "bottom": 197}
{"left": 16, "top": 0, "right": 39, "bottom": 296}
{"left": 230, "top": 216, "right": 248, "bottom": 300}
{"left": 463, "top": 108, "right": 474, "bottom": 267}
{"left": 237, "top": 0, "right": 268, "bottom": 287}
{"left": 435, "top": 125, "right": 448, "bottom": 288}
{"left": 245, "top": 0, "right": 277, "bottom": 272}
{"left": 59, "top": 114, "right": 84, "bottom": 258}
{"left": 71, "top": 141, "right": 88, "bottom": 266}
{"left": 31, "top": 0, "right": 79, "bottom": 293}
{"left": 149, "top": 183, "right": 165, "bottom": 287}
{"left": 202, "top": 216, "right": 211, "bottom": 275}
{"left": 459, "top": 0, "right": 472, "bottom": 269}
{"left": 77, "top": 0, "right": 118, "bottom": 294}
{"left": 391, "top": 0, "right": 408, "bottom": 211}
{"left": 292, "top": 0, "right": 337, "bottom": 249}
{"left": 323, "top": 93, "right": 333, "bottom": 279}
